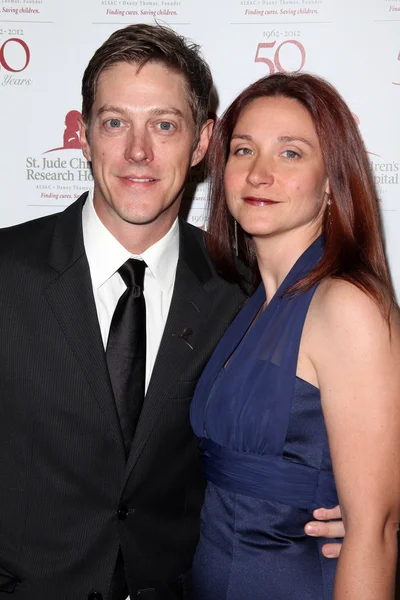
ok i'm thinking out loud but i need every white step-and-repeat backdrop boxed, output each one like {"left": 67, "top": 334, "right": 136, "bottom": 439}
{"left": 1, "top": 0, "right": 400, "bottom": 293}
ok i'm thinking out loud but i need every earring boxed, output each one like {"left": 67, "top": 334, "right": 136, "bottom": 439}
{"left": 326, "top": 195, "right": 332, "bottom": 225}
{"left": 234, "top": 219, "right": 238, "bottom": 257}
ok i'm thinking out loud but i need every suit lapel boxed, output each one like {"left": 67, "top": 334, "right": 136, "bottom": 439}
{"left": 125, "top": 220, "right": 213, "bottom": 477}
{"left": 44, "top": 195, "right": 124, "bottom": 452}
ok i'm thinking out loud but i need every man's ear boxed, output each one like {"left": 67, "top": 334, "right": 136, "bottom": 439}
{"left": 77, "top": 114, "right": 92, "bottom": 162}
{"left": 191, "top": 119, "right": 214, "bottom": 167}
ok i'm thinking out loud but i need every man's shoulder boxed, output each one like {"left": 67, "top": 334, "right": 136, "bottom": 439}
{"left": 179, "top": 219, "right": 248, "bottom": 305}
{"left": 0, "top": 213, "right": 62, "bottom": 286}
{"left": 0, "top": 211, "right": 58, "bottom": 236}
{"left": 179, "top": 219, "right": 205, "bottom": 245}
{"left": 0, "top": 196, "right": 84, "bottom": 261}
{"left": 0, "top": 212, "right": 58, "bottom": 255}
{"left": 179, "top": 220, "right": 224, "bottom": 279}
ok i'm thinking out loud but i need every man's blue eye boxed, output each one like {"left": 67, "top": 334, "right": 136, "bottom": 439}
{"left": 109, "top": 119, "right": 121, "bottom": 128}
{"left": 158, "top": 122, "right": 173, "bottom": 131}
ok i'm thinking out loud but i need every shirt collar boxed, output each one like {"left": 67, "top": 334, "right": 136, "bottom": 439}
{"left": 82, "top": 190, "right": 179, "bottom": 293}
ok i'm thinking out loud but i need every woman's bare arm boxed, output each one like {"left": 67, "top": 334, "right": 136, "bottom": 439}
{"left": 310, "top": 279, "right": 400, "bottom": 600}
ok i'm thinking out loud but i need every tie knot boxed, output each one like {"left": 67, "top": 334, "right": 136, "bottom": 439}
{"left": 118, "top": 259, "right": 146, "bottom": 292}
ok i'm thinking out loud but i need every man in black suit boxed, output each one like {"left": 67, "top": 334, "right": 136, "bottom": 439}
{"left": 0, "top": 24, "right": 343, "bottom": 600}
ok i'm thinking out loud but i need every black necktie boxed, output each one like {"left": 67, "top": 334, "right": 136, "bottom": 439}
{"left": 106, "top": 258, "right": 146, "bottom": 456}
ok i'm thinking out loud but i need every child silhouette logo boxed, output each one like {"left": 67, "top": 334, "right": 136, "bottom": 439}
{"left": 44, "top": 110, "right": 81, "bottom": 153}
{"left": 63, "top": 110, "right": 81, "bottom": 149}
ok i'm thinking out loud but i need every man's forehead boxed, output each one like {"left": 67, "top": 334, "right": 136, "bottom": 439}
{"left": 96, "top": 60, "right": 186, "bottom": 90}
{"left": 95, "top": 61, "right": 188, "bottom": 100}
{"left": 92, "top": 61, "right": 195, "bottom": 123}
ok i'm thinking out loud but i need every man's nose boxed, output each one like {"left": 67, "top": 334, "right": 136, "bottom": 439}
{"left": 124, "top": 129, "right": 153, "bottom": 163}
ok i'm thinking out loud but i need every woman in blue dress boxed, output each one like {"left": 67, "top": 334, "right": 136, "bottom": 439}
{"left": 190, "top": 73, "right": 400, "bottom": 599}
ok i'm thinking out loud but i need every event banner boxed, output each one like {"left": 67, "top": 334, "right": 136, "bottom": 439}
{"left": 1, "top": 0, "right": 400, "bottom": 293}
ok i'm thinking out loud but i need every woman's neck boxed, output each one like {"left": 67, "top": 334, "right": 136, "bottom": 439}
{"left": 254, "top": 228, "right": 321, "bottom": 305}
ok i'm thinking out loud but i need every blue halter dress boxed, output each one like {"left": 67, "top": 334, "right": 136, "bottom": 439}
{"left": 190, "top": 237, "right": 339, "bottom": 599}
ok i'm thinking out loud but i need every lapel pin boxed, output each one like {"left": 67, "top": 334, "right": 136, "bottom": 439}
{"left": 172, "top": 327, "right": 194, "bottom": 350}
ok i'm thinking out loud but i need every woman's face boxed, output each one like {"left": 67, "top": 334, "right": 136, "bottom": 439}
{"left": 224, "top": 96, "right": 329, "bottom": 243}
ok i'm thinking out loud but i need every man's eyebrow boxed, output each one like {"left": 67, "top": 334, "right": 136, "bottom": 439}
{"left": 97, "top": 105, "right": 127, "bottom": 116}
{"left": 149, "top": 107, "right": 185, "bottom": 119}
{"left": 95, "top": 105, "right": 186, "bottom": 119}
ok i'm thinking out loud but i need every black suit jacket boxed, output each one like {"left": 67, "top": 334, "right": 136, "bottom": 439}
{"left": 0, "top": 194, "right": 246, "bottom": 599}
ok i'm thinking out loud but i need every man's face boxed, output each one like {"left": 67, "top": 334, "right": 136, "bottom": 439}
{"left": 79, "top": 61, "right": 211, "bottom": 250}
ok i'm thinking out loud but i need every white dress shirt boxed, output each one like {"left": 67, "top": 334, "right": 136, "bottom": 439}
{"left": 82, "top": 190, "right": 179, "bottom": 392}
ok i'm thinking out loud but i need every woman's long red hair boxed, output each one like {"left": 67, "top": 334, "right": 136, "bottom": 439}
{"left": 206, "top": 72, "right": 395, "bottom": 317}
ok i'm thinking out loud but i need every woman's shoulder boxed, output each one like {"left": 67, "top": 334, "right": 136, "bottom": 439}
{"left": 310, "top": 277, "right": 399, "bottom": 346}
{"left": 303, "top": 279, "right": 400, "bottom": 392}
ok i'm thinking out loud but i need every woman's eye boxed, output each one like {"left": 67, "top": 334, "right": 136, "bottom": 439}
{"left": 106, "top": 119, "right": 122, "bottom": 128}
{"left": 234, "top": 147, "right": 253, "bottom": 156}
{"left": 157, "top": 122, "right": 174, "bottom": 131}
{"left": 282, "top": 150, "right": 300, "bottom": 159}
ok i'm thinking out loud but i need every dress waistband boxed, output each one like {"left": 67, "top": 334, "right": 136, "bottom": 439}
{"left": 199, "top": 438, "right": 338, "bottom": 510}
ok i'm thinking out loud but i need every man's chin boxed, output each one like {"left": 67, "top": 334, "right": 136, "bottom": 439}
{"left": 115, "top": 208, "right": 181, "bottom": 235}
{"left": 118, "top": 203, "right": 181, "bottom": 228}
{"left": 120, "top": 213, "right": 166, "bottom": 227}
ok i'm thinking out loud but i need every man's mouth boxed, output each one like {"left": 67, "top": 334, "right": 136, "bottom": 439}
{"left": 125, "top": 177, "right": 157, "bottom": 182}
